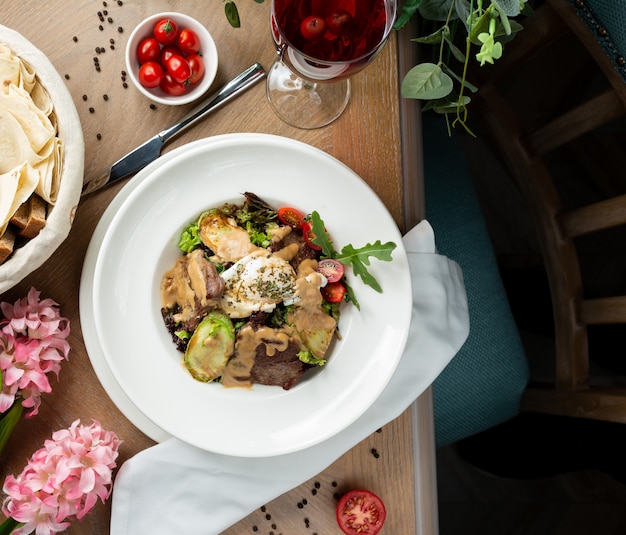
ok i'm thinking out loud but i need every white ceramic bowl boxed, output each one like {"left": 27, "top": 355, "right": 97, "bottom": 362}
{"left": 125, "top": 12, "right": 218, "bottom": 106}
{"left": 0, "top": 25, "right": 84, "bottom": 294}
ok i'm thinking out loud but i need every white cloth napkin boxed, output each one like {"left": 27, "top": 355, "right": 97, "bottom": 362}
{"left": 110, "top": 220, "right": 469, "bottom": 534}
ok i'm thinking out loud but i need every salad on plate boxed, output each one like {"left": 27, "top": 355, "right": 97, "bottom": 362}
{"left": 160, "top": 192, "right": 396, "bottom": 390}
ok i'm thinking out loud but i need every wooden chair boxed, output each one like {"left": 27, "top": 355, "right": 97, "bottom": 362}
{"left": 470, "top": 0, "right": 626, "bottom": 423}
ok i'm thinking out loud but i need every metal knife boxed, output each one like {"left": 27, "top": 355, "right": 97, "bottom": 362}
{"left": 81, "top": 62, "right": 266, "bottom": 196}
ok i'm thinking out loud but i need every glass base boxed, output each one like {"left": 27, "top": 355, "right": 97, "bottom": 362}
{"left": 266, "top": 60, "right": 351, "bottom": 129}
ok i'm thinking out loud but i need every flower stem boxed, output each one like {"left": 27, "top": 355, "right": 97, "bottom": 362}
{"left": 0, "top": 403, "right": 24, "bottom": 456}
{"left": 0, "top": 517, "right": 23, "bottom": 535}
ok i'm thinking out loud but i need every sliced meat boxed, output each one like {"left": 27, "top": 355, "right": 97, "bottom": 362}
{"left": 250, "top": 339, "right": 305, "bottom": 390}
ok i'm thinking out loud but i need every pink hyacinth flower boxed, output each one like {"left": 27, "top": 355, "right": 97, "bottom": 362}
{"left": 1, "top": 420, "right": 122, "bottom": 535}
{"left": 0, "top": 288, "right": 70, "bottom": 417}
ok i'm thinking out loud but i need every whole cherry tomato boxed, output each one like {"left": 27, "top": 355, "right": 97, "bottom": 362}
{"left": 160, "top": 71, "right": 187, "bottom": 96}
{"left": 186, "top": 54, "right": 205, "bottom": 84}
{"left": 164, "top": 54, "right": 191, "bottom": 84}
{"left": 300, "top": 15, "right": 326, "bottom": 40}
{"left": 136, "top": 37, "right": 160, "bottom": 64}
{"left": 160, "top": 44, "right": 184, "bottom": 65}
{"left": 153, "top": 19, "right": 179, "bottom": 45}
{"left": 177, "top": 28, "right": 201, "bottom": 55}
{"left": 137, "top": 61, "right": 163, "bottom": 88}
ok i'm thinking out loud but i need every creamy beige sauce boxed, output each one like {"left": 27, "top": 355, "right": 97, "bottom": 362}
{"left": 221, "top": 324, "right": 294, "bottom": 388}
{"left": 160, "top": 249, "right": 219, "bottom": 323}
{"left": 214, "top": 227, "right": 259, "bottom": 263}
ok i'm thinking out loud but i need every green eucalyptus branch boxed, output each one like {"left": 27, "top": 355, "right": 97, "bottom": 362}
{"left": 398, "top": 0, "right": 528, "bottom": 131}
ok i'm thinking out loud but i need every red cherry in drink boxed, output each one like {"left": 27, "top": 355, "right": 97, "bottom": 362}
{"left": 300, "top": 15, "right": 327, "bottom": 40}
{"left": 326, "top": 9, "right": 353, "bottom": 35}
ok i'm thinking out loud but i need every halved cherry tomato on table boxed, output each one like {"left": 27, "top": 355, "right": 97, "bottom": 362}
{"left": 177, "top": 28, "right": 202, "bottom": 54}
{"left": 301, "top": 220, "right": 322, "bottom": 250}
{"left": 154, "top": 18, "right": 179, "bottom": 45}
{"left": 321, "top": 281, "right": 346, "bottom": 303}
{"left": 136, "top": 37, "right": 160, "bottom": 64}
{"left": 138, "top": 61, "right": 163, "bottom": 88}
{"left": 164, "top": 54, "right": 191, "bottom": 84}
{"left": 336, "top": 489, "right": 386, "bottom": 535}
{"left": 300, "top": 15, "right": 327, "bottom": 40}
{"left": 277, "top": 206, "right": 305, "bottom": 228}
{"left": 187, "top": 54, "right": 205, "bottom": 84}
{"left": 317, "top": 258, "right": 344, "bottom": 283}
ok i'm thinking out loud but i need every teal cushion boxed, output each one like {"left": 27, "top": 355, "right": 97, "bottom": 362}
{"left": 422, "top": 113, "right": 529, "bottom": 448}
{"left": 568, "top": 0, "right": 626, "bottom": 82}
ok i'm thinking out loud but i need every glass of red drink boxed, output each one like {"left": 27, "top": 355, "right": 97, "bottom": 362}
{"left": 268, "top": 0, "right": 397, "bottom": 129}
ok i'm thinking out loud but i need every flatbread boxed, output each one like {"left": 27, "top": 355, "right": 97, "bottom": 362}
{"left": 0, "top": 42, "right": 60, "bottom": 227}
{"left": 0, "top": 162, "right": 39, "bottom": 235}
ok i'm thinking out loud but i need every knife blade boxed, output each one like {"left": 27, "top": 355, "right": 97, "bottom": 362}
{"left": 81, "top": 62, "right": 266, "bottom": 196}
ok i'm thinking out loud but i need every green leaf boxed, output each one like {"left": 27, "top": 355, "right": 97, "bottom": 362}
{"left": 412, "top": 25, "right": 447, "bottom": 45}
{"left": 419, "top": 0, "right": 457, "bottom": 21}
{"left": 394, "top": 0, "right": 424, "bottom": 29}
{"left": 401, "top": 63, "right": 453, "bottom": 100}
{"left": 336, "top": 241, "right": 396, "bottom": 293}
{"left": 0, "top": 518, "right": 22, "bottom": 535}
{"left": 310, "top": 211, "right": 335, "bottom": 258}
{"left": 0, "top": 402, "right": 23, "bottom": 456}
{"left": 443, "top": 34, "right": 466, "bottom": 63}
{"left": 297, "top": 350, "right": 326, "bottom": 366}
{"left": 225, "top": 2, "right": 241, "bottom": 28}
{"left": 431, "top": 94, "right": 471, "bottom": 113}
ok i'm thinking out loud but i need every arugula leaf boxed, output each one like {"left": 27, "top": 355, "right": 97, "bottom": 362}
{"left": 310, "top": 211, "right": 397, "bottom": 294}
{"left": 337, "top": 241, "right": 396, "bottom": 293}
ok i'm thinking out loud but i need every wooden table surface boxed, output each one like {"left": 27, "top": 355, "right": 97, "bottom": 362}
{"left": 0, "top": 1, "right": 433, "bottom": 533}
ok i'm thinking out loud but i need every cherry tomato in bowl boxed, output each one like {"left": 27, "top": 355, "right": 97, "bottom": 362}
{"left": 336, "top": 489, "right": 386, "bottom": 535}
{"left": 126, "top": 12, "right": 219, "bottom": 105}
{"left": 136, "top": 37, "right": 160, "bottom": 64}
{"left": 138, "top": 61, "right": 163, "bottom": 88}
{"left": 178, "top": 28, "right": 202, "bottom": 54}
{"left": 154, "top": 18, "right": 179, "bottom": 45}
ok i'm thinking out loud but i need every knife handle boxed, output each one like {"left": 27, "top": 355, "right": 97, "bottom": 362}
{"left": 158, "top": 62, "right": 266, "bottom": 145}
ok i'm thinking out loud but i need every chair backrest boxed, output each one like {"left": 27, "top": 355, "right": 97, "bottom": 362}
{"left": 471, "top": 0, "right": 626, "bottom": 422}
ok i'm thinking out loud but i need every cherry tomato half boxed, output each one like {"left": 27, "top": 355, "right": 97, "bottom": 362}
{"left": 301, "top": 220, "right": 322, "bottom": 250}
{"left": 336, "top": 489, "right": 386, "bottom": 535}
{"left": 137, "top": 61, "right": 163, "bottom": 88}
{"left": 177, "top": 28, "right": 201, "bottom": 55}
{"left": 154, "top": 18, "right": 179, "bottom": 45}
{"left": 160, "top": 71, "right": 187, "bottom": 96}
{"left": 187, "top": 54, "right": 205, "bottom": 84}
{"left": 136, "top": 37, "right": 160, "bottom": 64}
{"left": 322, "top": 281, "right": 346, "bottom": 303}
{"left": 317, "top": 258, "right": 345, "bottom": 283}
{"left": 277, "top": 206, "right": 305, "bottom": 228}
{"left": 300, "top": 15, "right": 326, "bottom": 40}
{"left": 164, "top": 54, "right": 191, "bottom": 84}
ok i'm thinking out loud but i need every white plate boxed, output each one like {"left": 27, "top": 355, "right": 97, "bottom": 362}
{"left": 81, "top": 133, "right": 411, "bottom": 457}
